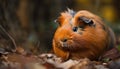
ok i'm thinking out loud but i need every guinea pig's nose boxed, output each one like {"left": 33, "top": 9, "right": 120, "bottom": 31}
{"left": 61, "top": 38, "right": 67, "bottom": 42}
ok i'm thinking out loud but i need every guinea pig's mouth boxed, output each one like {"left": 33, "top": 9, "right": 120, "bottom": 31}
{"left": 55, "top": 41, "right": 67, "bottom": 50}
{"left": 58, "top": 40, "right": 86, "bottom": 51}
{"left": 60, "top": 41, "right": 69, "bottom": 48}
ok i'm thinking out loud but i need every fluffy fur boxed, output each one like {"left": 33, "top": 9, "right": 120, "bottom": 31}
{"left": 53, "top": 9, "right": 116, "bottom": 60}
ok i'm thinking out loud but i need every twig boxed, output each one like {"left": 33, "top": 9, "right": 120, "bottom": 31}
{"left": 0, "top": 25, "right": 17, "bottom": 52}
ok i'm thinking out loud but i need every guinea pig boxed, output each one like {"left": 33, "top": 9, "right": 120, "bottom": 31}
{"left": 52, "top": 9, "right": 116, "bottom": 60}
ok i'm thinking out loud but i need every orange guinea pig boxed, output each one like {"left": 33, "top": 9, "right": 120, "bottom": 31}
{"left": 52, "top": 9, "right": 116, "bottom": 60}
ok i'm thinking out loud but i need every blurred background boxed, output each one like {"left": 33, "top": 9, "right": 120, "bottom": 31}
{"left": 0, "top": 0, "right": 120, "bottom": 54}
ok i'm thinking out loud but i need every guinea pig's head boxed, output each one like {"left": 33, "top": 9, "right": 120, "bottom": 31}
{"left": 53, "top": 9, "right": 110, "bottom": 60}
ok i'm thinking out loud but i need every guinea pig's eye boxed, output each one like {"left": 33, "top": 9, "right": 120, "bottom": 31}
{"left": 72, "top": 27, "right": 78, "bottom": 32}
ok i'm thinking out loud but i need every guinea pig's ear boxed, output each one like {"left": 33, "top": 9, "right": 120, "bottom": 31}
{"left": 54, "top": 16, "right": 64, "bottom": 26}
{"left": 78, "top": 16, "right": 94, "bottom": 26}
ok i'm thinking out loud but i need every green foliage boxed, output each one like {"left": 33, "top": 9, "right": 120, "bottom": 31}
{"left": 117, "top": 45, "right": 120, "bottom": 52}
